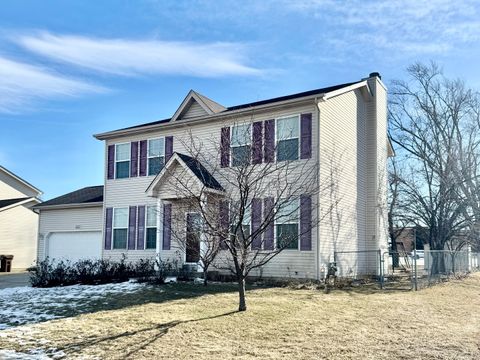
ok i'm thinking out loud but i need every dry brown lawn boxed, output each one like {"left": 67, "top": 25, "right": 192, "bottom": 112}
{"left": 1, "top": 274, "right": 480, "bottom": 359}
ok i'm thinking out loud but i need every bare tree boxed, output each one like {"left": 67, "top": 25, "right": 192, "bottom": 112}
{"left": 158, "top": 118, "right": 333, "bottom": 311}
{"left": 389, "top": 62, "right": 480, "bottom": 273}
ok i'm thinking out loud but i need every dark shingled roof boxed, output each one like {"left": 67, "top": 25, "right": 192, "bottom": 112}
{"left": 114, "top": 81, "right": 359, "bottom": 132}
{"left": 0, "top": 197, "right": 30, "bottom": 210}
{"left": 35, "top": 186, "right": 104, "bottom": 208}
{"left": 176, "top": 153, "right": 224, "bottom": 191}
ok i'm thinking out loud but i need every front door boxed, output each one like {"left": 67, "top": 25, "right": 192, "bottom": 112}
{"left": 186, "top": 213, "right": 201, "bottom": 263}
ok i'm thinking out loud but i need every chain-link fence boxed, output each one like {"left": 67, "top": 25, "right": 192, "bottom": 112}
{"left": 333, "top": 249, "right": 480, "bottom": 291}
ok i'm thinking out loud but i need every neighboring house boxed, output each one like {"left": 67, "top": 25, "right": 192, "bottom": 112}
{"left": 394, "top": 226, "right": 475, "bottom": 254}
{"left": 0, "top": 166, "right": 42, "bottom": 270}
{"left": 34, "top": 186, "right": 103, "bottom": 263}
{"left": 37, "top": 72, "right": 393, "bottom": 279}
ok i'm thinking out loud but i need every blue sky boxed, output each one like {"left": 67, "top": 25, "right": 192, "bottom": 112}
{"left": 2, "top": 0, "right": 480, "bottom": 200}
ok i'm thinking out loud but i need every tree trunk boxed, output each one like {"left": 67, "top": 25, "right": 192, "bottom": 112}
{"left": 238, "top": 277, "right": 247, "bottom": 312}
{"left": 430, "top": 252, "right": 446, "bottom": 276}
{"left": 203, "top": 265, "right": 208, "bottom": 286}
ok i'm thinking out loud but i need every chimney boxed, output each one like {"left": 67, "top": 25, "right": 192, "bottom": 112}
{"left": 369, "top": 72, "right": 381, "bottom": 80}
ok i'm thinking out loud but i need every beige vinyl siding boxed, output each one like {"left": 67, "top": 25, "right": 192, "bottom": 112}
{"left": 182, "top": 101, "right": 209, "bottom": 119}
{"left": 37, "top": 206, "right": 103, "bottom": 261}
{"left": 318, "top": 89, "right": 368, "bottom": 276}
{"left": 0, "top": 206, "right": 38, "bottom": 269}
{"left": 104, "top": 102, "right": 319, "bottom": 278}
{"left": 0, "top": 171, "right": 40, "bottom": 199}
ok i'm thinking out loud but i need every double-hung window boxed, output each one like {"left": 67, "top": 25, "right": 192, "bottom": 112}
{"left": 113, "top": 207, "right": 128, "bottom": 249}
{"left": 276, "top": 199, "right": 299, "bottom": 250}
{"left": 231, "top": 124, "right": 251, "bottom": 166}
{"left": 115, "top": 143, "right": 130, "bottom": 179}
{"left": 276, "top": 115, "right": 300, "bottom": 161}
{"left": 148, "top": 138, "right": 165, "bottom": 176}
{"left": 146, "top": 205, "right": 157, "bottom": 249}
{"left": 230, "top": 203, "right": 251, "bottom": 243}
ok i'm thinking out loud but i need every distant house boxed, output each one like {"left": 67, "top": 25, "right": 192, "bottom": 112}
{"left": 0, "top": 166, "right": 42, "bottom": 270}
{"left": 36, "top": 73, "right": 393, "bottom": 279}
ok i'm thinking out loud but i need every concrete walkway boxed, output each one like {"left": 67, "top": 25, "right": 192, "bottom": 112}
{"left": 0, "top": 272, "right": 30, "bottom": 289}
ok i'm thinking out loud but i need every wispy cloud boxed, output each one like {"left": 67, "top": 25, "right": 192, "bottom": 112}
{"left": 285, "top": 0, "right": 480, "bottom": 57}
{"left": 15, "top": 32, "right": 262, "bottom": 77}
{"left": 0, "top": 56, "right": 107, "bottom": 114}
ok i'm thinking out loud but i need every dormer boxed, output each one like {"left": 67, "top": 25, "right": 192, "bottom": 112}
{"left": 171, "top": 90, "right": 226, "bottom": 121}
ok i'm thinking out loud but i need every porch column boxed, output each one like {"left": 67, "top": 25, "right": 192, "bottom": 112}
{"left": 156, "top": 198, "right": 164, "bottom": 261}
{"left": 198, "top": 193, "right": 207, "bottom": 273}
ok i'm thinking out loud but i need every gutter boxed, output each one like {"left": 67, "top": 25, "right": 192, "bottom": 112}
{"left": 33, "top": 202, "right": 103, "bottom": 211}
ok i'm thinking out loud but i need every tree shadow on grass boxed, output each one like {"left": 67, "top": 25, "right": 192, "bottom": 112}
{"left": 55, "top": 282, "right": 242, "bottom": 318}
{"left": 57, "top": 310, "right": 239, "bottom": 358}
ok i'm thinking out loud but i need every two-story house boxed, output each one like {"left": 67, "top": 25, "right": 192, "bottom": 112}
{"left": 37, "top": 73, "right": 392, "bottom": 279}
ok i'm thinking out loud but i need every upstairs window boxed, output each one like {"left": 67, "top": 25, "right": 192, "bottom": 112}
{"left": 113, "top": 207, "right": 128, "bottom": 249}
{"left": 115, "top": 143, "right": 130, "bottom": 179}
{"left": 276, "top": 199, "right": 299, "bottom": 249}
{"left": 148, "top": 138, "right": 165, "bottom": 176}
{"left": 276, "top": 116, "right": 299, "bottom": 161}
{"left": 231, "top": 124, "right": 251, "bottom": 166}
{"left": 146, "top": 205, "right": 157, "bottom": 249}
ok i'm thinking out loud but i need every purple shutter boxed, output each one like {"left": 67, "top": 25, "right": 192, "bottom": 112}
{"left": 128, "top": 206, "right": 137, "bottom": 250}
{"left": 104, "top": 207, "right": 113, "bottom": 250}
{"left": 165, "top": 136, "right": 173, "bottom": 163}
{"left": 220, "top": 127, "right": 230, "bottom": 167}
{"left": 137, "top": 205, "right": 145, "bottom": 250}
{"left": 219, "top": 200, "right": 229, "bottom": 249}
{"left": 107, "top": 145, "right": 115, "bottom": 180}
{"left": 263, "top": 197, "right": 274, "bottom": 250}
{"left": 300, "top": 113, "right": 312, "bottom": 159}
{"left": 252, "top": 121, "right": 263, "bottom": 165}
{"left": 264, "top": 119, "right": 275, "bottom": 163}
{"left": 139, "top": 140, "right": 147, "bottom": 176}
{"left": 162, "top": 203, "right": 171, "bottom": 250}
{"left": 251, "top": 198, "right": 262, "bottom": 250}
{"left": 300, "top": 195, "right": 312, "bottom": 250}
{"left": 130, "top": 141, "right": 139, "bottom": 177}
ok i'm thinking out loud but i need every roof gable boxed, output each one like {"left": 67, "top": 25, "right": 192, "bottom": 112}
{"left": 171, "top": 90, "right": 226, "bottom": 121}
{"left": 146, "top": 152, "right": 223, "bottom": 199}
{"left": 0, "top": 166, "right": 42, "bottom": 198}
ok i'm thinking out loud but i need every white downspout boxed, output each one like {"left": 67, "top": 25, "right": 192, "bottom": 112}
{"left": 315, "top": 97, "right": 324, "bottom": 280}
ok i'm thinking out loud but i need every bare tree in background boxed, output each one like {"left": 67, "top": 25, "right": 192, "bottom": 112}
{"left": 389, "top": 62, "right": 480, "bottom": 273}
{"left": 159, "top": 118, "right": 333, "bottom": 311}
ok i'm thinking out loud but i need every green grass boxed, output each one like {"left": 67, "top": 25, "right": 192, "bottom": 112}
{"left": 1, "top": 275, "right": 479, "bottom": 359}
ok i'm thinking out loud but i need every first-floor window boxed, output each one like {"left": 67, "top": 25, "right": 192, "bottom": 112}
{"left": 113, "top": 207, "right": 128, "bottom": 249}
{"left": 276, "top": 199, "right": 299, "bottom": 249}
{"left": 230, "top": 203, "right": 251, "bottom": 243}
{"left": 146, "top": 205, "right": 157, "bottom": 249}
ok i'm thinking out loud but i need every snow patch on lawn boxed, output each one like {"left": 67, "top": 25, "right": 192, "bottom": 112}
{"left": 0, "top": 281, "right": 145, "bottom": 329}
{"left": 0, "top": 348, "right": 66, "bottom": 359}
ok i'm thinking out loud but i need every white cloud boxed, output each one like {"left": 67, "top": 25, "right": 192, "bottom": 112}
{"left": 16, "top": 32, "right": 262, "bottom": 77}
{"left": 0, "top": 56, "right": 108, "bottom": 114}
{"left": 284, "top": 0, "right": 480, "bottom": 56}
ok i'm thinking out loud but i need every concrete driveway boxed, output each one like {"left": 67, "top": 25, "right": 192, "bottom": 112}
{"left": 0, "top": 272, "right": 30, "bottom": 289}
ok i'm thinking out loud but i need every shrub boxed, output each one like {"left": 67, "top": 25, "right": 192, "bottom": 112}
{"left": 28, "top": 256, "right": 180, "bottom": 288}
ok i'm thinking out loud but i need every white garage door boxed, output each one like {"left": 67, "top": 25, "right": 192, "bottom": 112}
{"left": 48, "top": 231, "right": 102, "bottom": 262}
